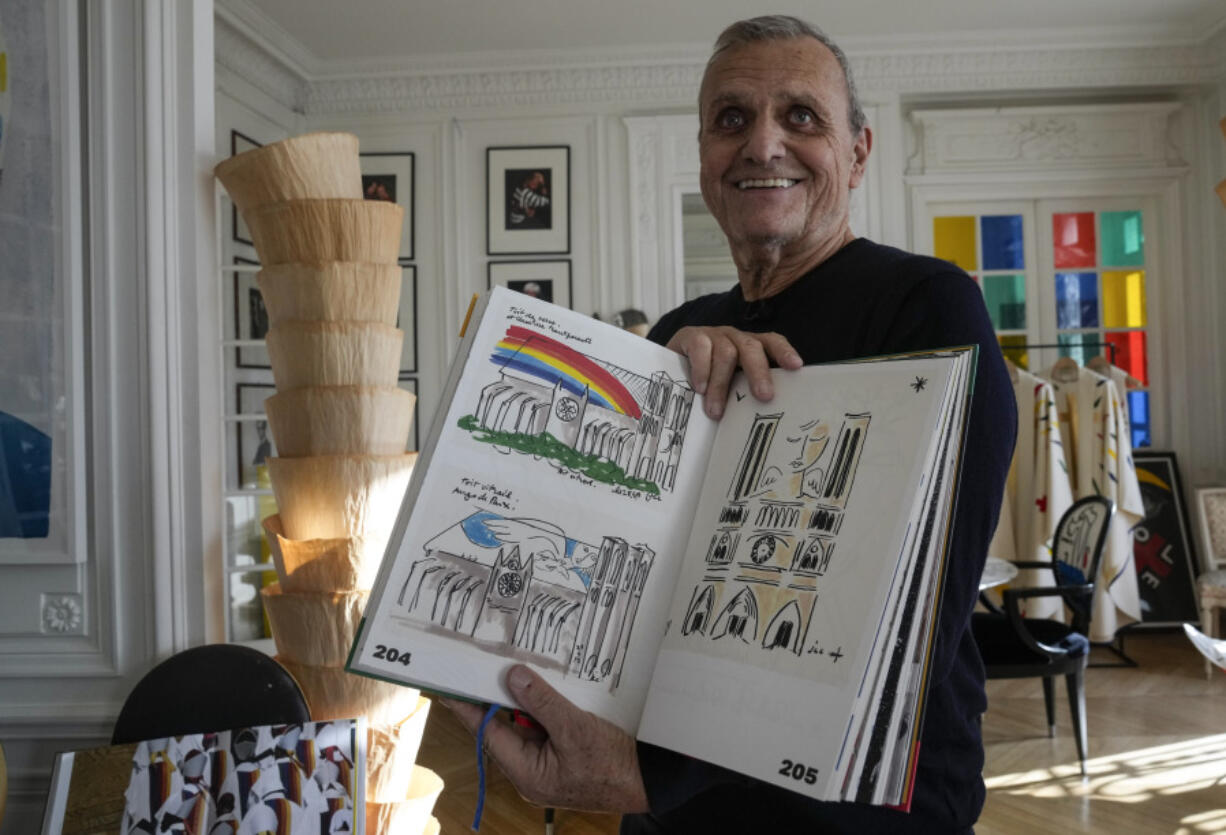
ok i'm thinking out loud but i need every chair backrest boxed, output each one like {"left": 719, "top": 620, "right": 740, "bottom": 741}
{"left": 112, "top": 644, "right": 310, "bottom": 744}
{"left": 1051, "top": 495, "right": 1114, "bottom": 629}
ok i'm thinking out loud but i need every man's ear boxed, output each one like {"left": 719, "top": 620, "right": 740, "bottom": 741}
{"left": 849, "top": 126, "right": 872, "bottom": 189}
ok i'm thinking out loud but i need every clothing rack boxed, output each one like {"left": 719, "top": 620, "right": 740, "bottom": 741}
{"left": 1012, "top": 341, "right": 1117, "bottom": 364}
{"left": 1014, "top": 340, "right": 1137, "bottom": 666}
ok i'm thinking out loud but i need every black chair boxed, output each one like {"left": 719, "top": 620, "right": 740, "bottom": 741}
{"left": 112, "top": 644, "right": 310, "bottom": 744}
{"left": 972, "top": 495, "right": 1114, "bottom": 776}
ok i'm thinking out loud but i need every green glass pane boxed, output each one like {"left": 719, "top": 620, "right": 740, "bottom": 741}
{"left": 1057, "top": 333, "right": 1099, "bottom": 367}
{"left": 982, "top": 274, "right": 1026, "bottom": 330}
{"left": 1100, "top": 210, "right": 1144, "bottom": 266}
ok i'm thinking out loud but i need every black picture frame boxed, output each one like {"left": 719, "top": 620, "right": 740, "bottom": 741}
{"left": 488, "top": 259, "right": 572, "bottom": 309}
{"left": 397, "top": 263, "right": 418, "bottom": 374}
{"left": 398, "top": 375, "right": 419, "bottom": 452}
{"left": 1131, "top": 450, "right": 1201, "bottom": 626}
{"left": 486, "top": 145, "right": 570, "bottom": 255}
{"left": 360, "top": 152, "right": 415, "bottom": 261}
{"left": 235, "top": 382, "right": 276, "bottom": 489}
{"left": 229, "top": 130, "right": 261, "bottom": 246}
{"left": 232, "top": 256, "right": 268, "bottom": 368}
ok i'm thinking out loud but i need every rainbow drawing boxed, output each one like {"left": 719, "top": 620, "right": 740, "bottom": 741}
{"left": 490, "top": 325, "right": 642, "bottom": 419}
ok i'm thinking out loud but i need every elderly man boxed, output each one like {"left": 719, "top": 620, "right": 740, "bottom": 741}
{"left": 448, "top": 15, "right": 1015, "bottom": 834}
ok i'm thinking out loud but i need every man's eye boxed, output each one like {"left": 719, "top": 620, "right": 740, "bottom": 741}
{"left": 716, "top": 110, "right": 745, "bottom": 130}
{"left": 789, "top": 108, "right": 815, "bottom": 125}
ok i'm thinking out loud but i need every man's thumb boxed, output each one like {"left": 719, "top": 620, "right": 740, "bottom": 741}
{"left": 507, "top": 664, "right": 568, "bottom": 728}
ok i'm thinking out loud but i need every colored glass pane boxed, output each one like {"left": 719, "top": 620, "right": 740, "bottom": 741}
{"left": 982, "top": 274, "right": 1026, "bottom": 330}
{"left": 1052, "top": 212, "right": 1096, "bottom": 268}
{"left": 1101, "top": 270, "right": 1147, "bottom": 328}
{"left": 933, "top": 216, "right": 977, "bottom": 271}
{"left": 1055, "top": 272, "right": 1099, "bottom": 329}
{"left": 998, "top": 335, "right": 1028, "bottom": 370}
{"left": 1057, "top": 333, "right": 1098, "bottom": 367}
{"left": 1128, "top": 391, "right": 1150, "bottom": 449}
{"left": 1100, "top": 210, "right": 1144, "bottom": 266}
{"left": 980, "top": 215, "right": 1024, "bottom": 270}
{"left": 1105, "top": 330, "right": 1148, "bottom": 385}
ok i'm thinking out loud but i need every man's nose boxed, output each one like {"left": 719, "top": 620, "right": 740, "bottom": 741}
{"left": 742, "top": 118, "right": 786, "bottom": 165}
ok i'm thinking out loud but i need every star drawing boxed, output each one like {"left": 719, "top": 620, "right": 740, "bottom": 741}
{"left": 911, "top": 376, "right": 928, "bottom": 393}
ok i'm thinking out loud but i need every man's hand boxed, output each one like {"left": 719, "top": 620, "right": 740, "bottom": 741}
{"left": 666, "top": 327, "right": 802, "bottom": 418}
{"left": 443, "top": 665, "right": 650, "bottom": 814}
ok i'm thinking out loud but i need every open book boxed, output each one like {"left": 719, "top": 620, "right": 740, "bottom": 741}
{"left": 349, "top": 287, "right": 976, "bottom": 807}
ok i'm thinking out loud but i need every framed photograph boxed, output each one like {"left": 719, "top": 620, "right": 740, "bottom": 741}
{"left": 230, "top": 130, "right": 261, "bottom": 245}
{"left": 1132, "top": 451, "right": 1200, "bottom": 625}
{"left": 360, "top": 152, "right": 414, "bottom": 260}
{"left": 487, "top": 145, "right": 570, "bottom": 255}
{"left": 1196, "top": 487, "right": 1226, "bottom": 568}
{"left": 398, "top": 376, "right": 419, "bottom": 452}
{"left": 397, "top": 264, "right": 418, "bottom": 374}
{"left": 488, "top": 260, "right": 572, "bottom": 309}
{"left": 235, "top": 383, "right": 276, "bottom": 489}
{"left": 232, "top": 256, "right": 269, "bottom": 368}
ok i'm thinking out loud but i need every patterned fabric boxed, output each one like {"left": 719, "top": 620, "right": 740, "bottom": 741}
{"left": 1044, "top": 365, "right": 1145, "bottom": 640}
{"left": 988, "top": 367, "right": 1075, "bottom": 619}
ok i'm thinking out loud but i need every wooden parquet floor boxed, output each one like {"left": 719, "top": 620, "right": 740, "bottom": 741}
{"left": 415, "top": 632, "right": 1226, "bottom": 834}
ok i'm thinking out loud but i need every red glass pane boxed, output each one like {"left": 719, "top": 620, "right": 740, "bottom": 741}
{"left": 1104, "top": 331, "right": 1147, "bottom": 385}
{"left": 1053, "top": 212, "right": 1096, "bottom": 268}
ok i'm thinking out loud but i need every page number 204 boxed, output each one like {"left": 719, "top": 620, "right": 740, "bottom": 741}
{"left": 779, "top": 759, "right": 819, "bottom": 785}
{"left": 373, "top": 644, "right": 412, "bottom": 666}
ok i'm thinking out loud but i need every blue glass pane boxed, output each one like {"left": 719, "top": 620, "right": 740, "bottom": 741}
{"left": 1055, "top": 272, "right": 1099, "bottom": 329}
{"left": 980, "top": 215, "right": 1024, "bottom": 270}
{"left": 1128, "top": 390, "right": 1150, "bottom": 448}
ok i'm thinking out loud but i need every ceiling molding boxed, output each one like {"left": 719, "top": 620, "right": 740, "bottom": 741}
{"left": 215, "top": 5, "right": 1226, "bottom": 118}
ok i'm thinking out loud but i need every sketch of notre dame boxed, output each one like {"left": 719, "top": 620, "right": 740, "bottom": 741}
{"left": 682, "top": 411, "right": 871, "bottom": 656}
{"left": 398, "top": 511, "right": 655, "bottom": 691}
{"left": 464, "top": 325, "right": 694, "bottom": 493}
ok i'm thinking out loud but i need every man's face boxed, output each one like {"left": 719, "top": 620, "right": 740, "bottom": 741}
{"left": 698, "top": 37, "right": 869, "bottom": 262}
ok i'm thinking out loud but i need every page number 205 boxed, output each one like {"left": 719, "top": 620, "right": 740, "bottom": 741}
{"left": 779, "top": 758, "right": 819, "bottom": 785}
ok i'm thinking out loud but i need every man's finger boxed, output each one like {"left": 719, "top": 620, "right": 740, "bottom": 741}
{"left": 733, "top": 331, "right": 775, "bottom": 402}
{"left": 668, "top": 328, "right": 712, "bottom": 396}
{"left": 758, "top": 332, "right": 803, "bottom": 370}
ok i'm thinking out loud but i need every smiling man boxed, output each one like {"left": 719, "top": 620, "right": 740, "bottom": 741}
{"left": 448, "top": 16, "right": 1016, "bottom": 834}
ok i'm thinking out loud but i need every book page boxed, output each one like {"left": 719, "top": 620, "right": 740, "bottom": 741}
{"left": 353, "top": 288, "right": 718, "bottom": 732}
{"left": 637, "top": 355, "right": 961, "bottom": 800}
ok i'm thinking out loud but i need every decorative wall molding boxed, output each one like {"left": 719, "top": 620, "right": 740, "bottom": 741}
{"left": 907, "top": 103, "right": 1186, "bottom": 175}
{"left": 214, "top": 6, "right": 1225, "bottom": 118}
{"left": 41, "top": 593, "right": 84, "bottom": 634}
{"left": 215, "top": 13, "right": 308, "bottom": 114}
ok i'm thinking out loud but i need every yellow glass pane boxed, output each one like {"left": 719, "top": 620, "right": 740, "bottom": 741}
{"left": 998, "top": 335, "right": 1028, "bottom": 370}
{"left": 933, "top": 216, "right": 977, "bottom": 272}
{"left": 1102, "top": 270, "right": 1147, "bottom": 328}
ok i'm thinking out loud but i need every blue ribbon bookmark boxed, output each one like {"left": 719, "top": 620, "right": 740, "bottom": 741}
{"left": 472, "top": 703, "right": 502, "bottom": 831}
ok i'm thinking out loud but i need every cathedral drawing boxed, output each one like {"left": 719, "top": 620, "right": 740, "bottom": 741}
{"left": 472, "top": 325, "right": 695, "bottom": 492}
{"left": 397, "top": 511, "right": 655, "bottom": 690}
{"left": 681, "top": 411, "right": 872, "bottom": 657}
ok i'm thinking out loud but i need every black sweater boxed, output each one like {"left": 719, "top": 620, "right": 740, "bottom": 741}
{"left": 625, "top": 238, "right": 1017, "bottom": 834}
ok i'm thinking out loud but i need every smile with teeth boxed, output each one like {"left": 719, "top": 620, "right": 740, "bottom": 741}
{"left": 737, "top": 177, "right": 798, "bottom": 190}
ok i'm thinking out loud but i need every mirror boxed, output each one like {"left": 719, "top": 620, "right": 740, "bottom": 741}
{"left": 681, "top": 192, "right": 736, "bottom": 301}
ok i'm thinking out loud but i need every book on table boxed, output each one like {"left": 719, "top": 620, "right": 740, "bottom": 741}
{"left": 40, "top": 718, "right": 366, "bottom": 835}
{"left": 347, "top": 286, "right": 976, "bottom": 807}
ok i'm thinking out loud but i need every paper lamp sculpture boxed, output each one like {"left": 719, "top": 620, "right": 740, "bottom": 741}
{"left": 215, "top": 131, "right": 440, "bottom": 833}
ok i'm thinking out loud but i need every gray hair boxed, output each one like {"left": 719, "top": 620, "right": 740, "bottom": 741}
{"left": 705, "top": 15, "right": 867, "bottom": 137}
